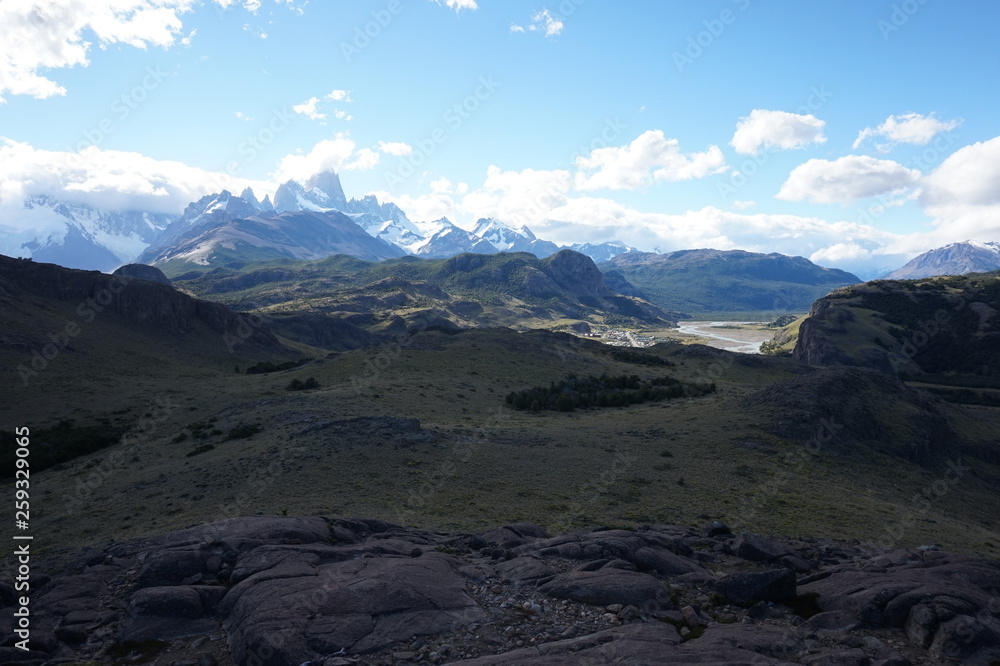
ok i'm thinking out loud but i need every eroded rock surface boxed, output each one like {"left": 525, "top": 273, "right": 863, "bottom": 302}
{"left": 5, "top": 517, "right": 999, "bottom": 665}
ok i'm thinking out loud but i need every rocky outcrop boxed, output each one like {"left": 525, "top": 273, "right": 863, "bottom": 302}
{"left": 112, "top": 263, "right": 173, "bottom": 286}
{"left": 10, "top": 517, "right": 1000, "bottom": 665}
{"left": 792, "top": 296, "right": 868, "bottom": 368}
{"left": 792, "top": 273, "right": 1000, "bottom": 380}
{"left": 542, "top": 249, "right": 615, "bottom": 300}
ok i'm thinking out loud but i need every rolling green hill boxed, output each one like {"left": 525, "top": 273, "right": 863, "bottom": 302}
{"left": 169, "top": 249, "right": 687, "bottom": 334}
{"left": 599, "top": 249, "right": 861, "bottom": 315}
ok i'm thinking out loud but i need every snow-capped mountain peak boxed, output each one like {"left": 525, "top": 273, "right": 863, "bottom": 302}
{"left": 273, "top": 171, "right": 348, "bottom": 214}
{"left": 964, "top": 239, "right": 1000, "bottom": 255}
{"left": 2, "top": 168, "right": 635, "bottom": 272}
{"left": 470, "top": 217, "right": 554, "bottom": 254}
{"left": 887, "top": 239, "right": 1000, "bottom": 279}
{"left": 1, "top": 195, "right": 175, "bottom": 271}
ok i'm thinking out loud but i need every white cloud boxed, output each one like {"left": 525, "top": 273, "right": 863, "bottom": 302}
{"left": 404, "top": 163, "right": 902, "bottom": 269}
{"left": 853, "top": 112, "right": 962, "bottom": 151}
{"left": 431, "top": 0, "right": 478, "bottom": 13}
{"left": 0, "top": 137, "right": 270, "bottom": 218}
{"left": 241, "top": 23, "right": 267, "bottom": 39}
{"left": 777, "top": 155, "right": 921, "bottom": 205}
{"left": 574, "top": 130, "right": 727, "bottom": 191}
{"left": 326, "top": 89, "right": 352, "bottom": 102}
{"left": 0, "top": 0, "right": 205, "bottom": 101}
{"left": 367, "top": 190, "right": 459, "bottom": 224}
{"left": 378, "top": 142, "right": 413, "bottom": 157}
{"left": 910, "top": 135, "right": 1000, "bottom": 248}
{"left": 348, "top": 148, "right": 380, "bottom": 171}
{"left": 430, "top": 177, "right": 452, "bottom": 193}
{"left": 294, "top": 91, "right": 354, "bottom": 123}
{"left": 234, "top": 110, "right": 252, "bottom": 122}
{"left": 730, "top": 109, "right": 827, "bottom": 155}
{"left": 511, "top": 9, "right": 564, "bottom": 36}
{"left": 0, "top": 1, "right": 310, "bottom": 101}
{"left": 809, "top": 242, "right": 873, "bottom": 266}
{"left": 921, "top": 136, "right": 1000, "bottom": 208}
{"left": 273, "top": 135, "right": 380, "bottom": 183}
{"left": 292, "top": 97, "right": 326, "bottom": 122}
{"left": 464, "top": 165, "right": 573, "bottom": 224}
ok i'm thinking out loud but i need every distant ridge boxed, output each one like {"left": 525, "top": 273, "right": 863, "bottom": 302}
{"left": 599, "top": 249, "right": 860, "bottom": 313}
{"left": 887, "top": 240, "right": 1000, "bottom": 279}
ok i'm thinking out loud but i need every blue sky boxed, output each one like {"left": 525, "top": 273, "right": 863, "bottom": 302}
{"left": 1, "top": 0, "right": 999, "bottom": 275}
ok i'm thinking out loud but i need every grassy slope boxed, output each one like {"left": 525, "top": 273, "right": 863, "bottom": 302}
{"left": 12, "top": 327, "right": 999, "bottom": 572}
{"left": 760, "top": 315, "right": 808, "bottom": 355}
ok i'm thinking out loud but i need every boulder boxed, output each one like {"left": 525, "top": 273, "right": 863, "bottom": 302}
{"left": 716, "top": 568, "right": 797, "bottom": 605}
{"left": 733, "top": 533, "right": 795, "bottom": 563}
{"left": 538, "top": 570, "right": 674, "bottom": 610}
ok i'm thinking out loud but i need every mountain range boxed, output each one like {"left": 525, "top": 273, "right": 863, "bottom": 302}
{"left": 3, "top": 170, "right": 634, "bottom": 273}
{"left": 5, "top": 169, "right": 998, "bottom": 298}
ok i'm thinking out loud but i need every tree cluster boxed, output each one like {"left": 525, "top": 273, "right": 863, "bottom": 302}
{"left": 505, "top": 373, "right": 714, "bottom": 412}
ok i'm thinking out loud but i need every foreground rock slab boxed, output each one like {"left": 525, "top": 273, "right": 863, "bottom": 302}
{"left": 4, "top": 516, "right": 999, "bottom": 665}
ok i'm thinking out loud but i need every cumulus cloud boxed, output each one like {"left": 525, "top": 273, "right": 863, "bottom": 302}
{"left": 0, "top": 0, "right": 205, "bottom": 101}
{"left": 325, "top": 89, "right": 352, "bottom": 102}
{"left": 369, "top": 161, "right": 899, "bottom": 275}
{"left": 777, "top": 155, "right": 921, "bottom": 205}
{"left": 0, "top": 137, "right": 270, "bottom": 219}
{"left": 911, "top": 135, "right": 1000, "bottom": 247}
{"left": 378, "top": 142, "right": 413, "bottom": 157}
{"left": 0, "top": 1, "right": 315, "bottom": 101}
{"left": 366, "top": 190, "right": 459, "bottom": 224}
{"left": 273, "top": 135, "right": 380, "bottom": 183}
{"left": 730, "top": 110, "right": 827, "bottom": 155}
{"left": 853, "top": 112, "right": 962, "bottom": 152}
{"left": 574, "top": 131, "right": 726, "bottom": 191}
{"left": 809, "top": 242, "right": 874, "bottom": 266}
{"left": 292, "top": 97, "right": 325, "bottom": 121}
{"left": 511, "top": 9, "right": 564, "bottom": 36}
{"left": 920, "top": 136, "right": 1000, "bottom": 208}
{"left": 293, "top": 90, "right": 353, "bottom": 123}
{"left": 431, "top": 0, "right": 478, "bottom": 13}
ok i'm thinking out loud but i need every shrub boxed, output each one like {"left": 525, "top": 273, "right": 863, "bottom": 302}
{"left": 246, "top": 358, "right": 309, "bottom": 374}
{"left": 287, "top": 377, "right": 320, "bottom": 391}
{"left": 225, "top": 423, "right": 262, "bottom": 440}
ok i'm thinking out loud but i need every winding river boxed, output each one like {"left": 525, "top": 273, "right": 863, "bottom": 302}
{"left": 674, "top": 321, "right": 773, "bottom": 354}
